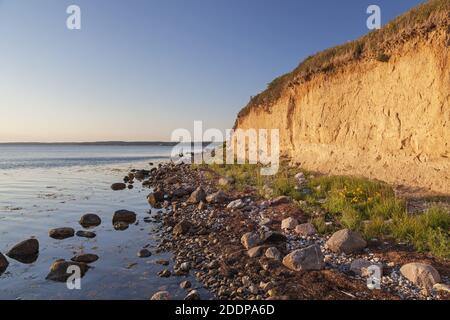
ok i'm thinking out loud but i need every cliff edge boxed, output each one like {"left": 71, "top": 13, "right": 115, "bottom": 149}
{"left": 234, "top": 0, "right": 450, "bottom": 195}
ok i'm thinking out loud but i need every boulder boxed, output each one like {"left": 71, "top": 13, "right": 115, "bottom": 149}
{"left": 76, "top": 230, "right": 96, "bottom": 238}
{"left": 0, "top": 252, "right": 9, "bottom": 274}
{"left": 113, "top": 222, "right": 129, "bottom": 231}
{"left": 79, "top": 214, "right": 101, "bottom": 228}
{"left": 433, "top": 283, "right": 450, "bottom": 294}
{"left": 295, "top": 223, "right": 317, "bottom": 236}
{"left": 218, "top": 176, "right": 235, "bottom": 186}
{"left": 49, "top": 227, "right": 75, "bottom": 240}
{"left": 206, "top": 190, "right": 228, "bottom": 204}
{"left": 241, "top": 232, "right": 262, "bottom": 250}
{"left": 227, "top": 199, "right": 245, "bottom": 210}
{"left": 350, "top": 259, "right": 383, "bottom": 277}
{"left": 262, "top": 231, "right": 287, "bottom": 244}
{"left": 173, "top": 220, "right": 192, "bottom": 236}
{"left": 6, "top": 238, "right": 39, "bottom": 263}
{"left": 400, "top": 263, "right": 441, "bottom": 293}
{"left": 147, "top": 191, "right": 164, "bottom": 207}
{"left": 184, "top": 290, "right": 200, "bottom": 300}
{"left": 112, "top": 209, "right": 136, "bottom": 224}
{"left": 137, "top": 249, "right": 152, "bottom": 258}
{"left": 325, "top": 229, "right": 367, "bottom": 254}
{"left": 270, "top": 196, "right": 291, "bottom": 206}
{"left": 171, "top": 187, "right": 191, "bottom": 198}
{"left": 265, "top": 247, "right": 282, "bottom": 260}
{"left": 134, "top": 170, "right": 150, "bottom": 180}
{"left": 71, "top": 254, "right": 99, "bottom": 264}
{"left": 281, "top": 217, "right": 298, "bottom": 231}
{"left": 247, "top": 245, "right": 266, "bottom": 258}
{"left": 282, "top": 244, "right": 324, "bottom": 271}
{"left": 111, "top": 183, "right": 126, "bottom": 191}
{"left": 264, "top": 247, "right": 281, "bottom": 260}
{"left": 180, "top": 280, "right": 191, "bottom": 289}
{"left": 46, "top": 259, "right": 89, "bottom": 282}
{"left": 187, "top": 187, "right": 206, "bottom": 204}
{"left": 294, "top": 172, "right": 307, "bottom": 186}
{"left": 150, "top": 291, "right": 171, "bottom": 300}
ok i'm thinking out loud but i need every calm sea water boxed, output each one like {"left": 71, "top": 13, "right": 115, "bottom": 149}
{"left": 0, "top": 144, "right": 209, "bottom": 300}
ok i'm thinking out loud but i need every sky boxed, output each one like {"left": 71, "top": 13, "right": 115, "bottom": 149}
{"left": 0, "top": 0, "right": 425, "bottom": 142}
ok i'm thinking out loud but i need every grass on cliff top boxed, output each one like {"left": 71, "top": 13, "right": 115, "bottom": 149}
{"left": 237, "top": 0, "right": 449, "bottom": 120}
{"left": 200, "top": 162, "right": 450, "bottom": 259}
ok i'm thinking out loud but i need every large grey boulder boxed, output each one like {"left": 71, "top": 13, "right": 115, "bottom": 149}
{"left": 350, "top": 259, "right": 383, "bottom": 277}
{"left": 400, "top": 262, "right": 441, "bottom": 294}
{"left": 281, "top": 217, "right": 299, "bottom": 231}
{"left": 241, "top": 232, "right": 262, "bottom": 250}
{"left": 282, "top": 244, "right": 324, "bottom": 271}
{"left": 325, "top": 229, "right": 367, "bottom": 254}
{"left": 295, "top": 223, "right": 317, "bottom": 236}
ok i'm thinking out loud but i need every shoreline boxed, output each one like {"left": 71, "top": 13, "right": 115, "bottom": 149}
{"left": 137, "top": 161, "right": 450, "bottom": 300}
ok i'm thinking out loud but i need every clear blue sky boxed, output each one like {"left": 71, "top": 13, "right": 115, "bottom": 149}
{"left": 0, "top": 0, "right": 425, "bottom": 142}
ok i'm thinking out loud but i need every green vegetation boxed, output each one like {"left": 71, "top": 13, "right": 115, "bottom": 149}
{"left": 237, "top": 0, "right": 449, "bottom": 119}
{"left": 200, "top": 162, "right": 450, "bottom": 259}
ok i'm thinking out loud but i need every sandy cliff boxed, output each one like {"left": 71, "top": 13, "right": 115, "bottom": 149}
{"left": 234, "top": 1, "right": 450, "bottom": 194}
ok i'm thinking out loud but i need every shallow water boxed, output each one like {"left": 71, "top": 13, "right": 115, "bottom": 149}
{"left": 0, "top": 145, "right": 209, "bottom": 299}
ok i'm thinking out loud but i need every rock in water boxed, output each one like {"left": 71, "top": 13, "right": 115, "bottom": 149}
{"left": 111, "top": 183, "right": 127, "bottom": 191}
{"left": 137, "top": 249, "right": 152, "bottom": 258}
{"left": 281, "top": 217, "right": 299, "bottom": 231}
{"left": 114, "top": 222, "right": 129, "bottom": 231}
{"left": 76, "top": 230, "right": 96, "bottom": 238}
{"left": 49, "top": 227, "right": 75, "bottom": 240}
{"left": 6, "top": 238, "right": 39, "bottom": 263}
{"left": 46, "top": 259, "right": 89, "bottom": 282}
{"left": 295, "top": 223, "right": 317, "bottom": 236}
{"left": 184, "top": 290, "right": 200, "bottom": 300}
{"left": 150, "top": 291, "right": 171, "bottom": 300}
{"left": 400, "top": 262, "right": 441, "bottom": 294}
{"left": 0, "top": 252, "right": 9, "bottom": 274}
{"left": 112, "top": 209, "right": 136, "bottom": 224}
{"left": 282, "top": 244, "right": 324, "bottom": 271}
{"left": 325, "top": 229, "right": 367, "bottom": 254}
{"left": 147, "top": 191, "right": 164, "bottom": 207}
{"left": 79, "top": 213, "right": 101, "bottom": 228}
{"left": 71, "top": 254, "right": 99, "bottom": 264}
{"left": 180, "top": 280, "right": 191, "bottom": 289}
{"left": 187, "top": 187, "right": 206, "bottom": 204}
{"left": 241, "top": 232, "right": 262, "bottom": 249}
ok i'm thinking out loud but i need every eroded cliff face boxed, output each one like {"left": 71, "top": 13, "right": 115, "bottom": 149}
{"left": 235, "top": 29, "right": 450, "bottom": 194}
